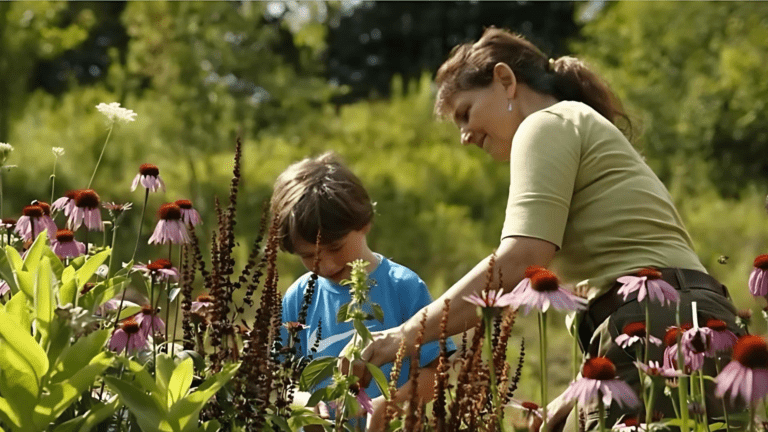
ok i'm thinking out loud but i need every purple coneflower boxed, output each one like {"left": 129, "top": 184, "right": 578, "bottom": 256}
{"left": 131, "top": 163, "right": 166, "bottom": 193}
{"left": 0, "top": 280, "right": 9, "bottom": 296}
{"left": 51, "top": 229, "right": 85, "bottom": 258}
{"left": 137, "top": 304, "right": 166, "bottom": 339}
{"left": 191, "top": 293, "right": 214, "bottom": 313}
{"left": 663, "top": 325, "right": 704, "bottom": 373}
{"left": 704, "top": 319, "right": 738, "bottom": 354}
{"left": 682, "top": 326, "right": 715, "bottom": 358}
{"left": 134, "top": 258, "right": 179, "bottom": 282}
{"left": 35, "top": 201, "right": 58, "bottom": 240}
{"left": 148, "top": 203, "right": 190, "bottom": 245}
{"left": 506, "top": 399, "right": 543, "bottom": 420}
{"left": 175, "top": 199, "right": 202, "bottom": 227}
{"left": 617, "top": 268, "right": 680, "bottom": 306}
{"left": 52, "top": 190, "right": 79, "bottom": 217}
{"left": 511, "top": 269, "right": 587, "bottom": 314}
{"left": 613, "top": 417, "right": 642, "bottom": 432}
{"left": 463, "top": 289, "right": 516, "bottom": 308}
{"left": 633, "top": 360, "right": 684, "bottom": 378}
{"left": 15, "top": 204, "right": 47, "bottom": 242}
{"left": 350, "top": 384, "right": 374, "bottom": 414}
{"left": 615, "top": 321, "right": 662, "bottom": 349}
{"left": 748, "top": 254, "right": 768, "bottom": 297}
{"left": 715, "top": 335, "right": 768, "bottom": 405}
{"left": 68, "top": 189, "right": 103, "bottom": 231}
{"left": 560, "top": 357, "right": 641, "bottom": 409}
{"left": 109, "top": 316, "right": 148, "bottom": 354}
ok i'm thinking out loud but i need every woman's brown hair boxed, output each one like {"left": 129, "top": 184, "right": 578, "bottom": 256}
{"left": 435, "top": 27, "right": 632, "bottom": 137}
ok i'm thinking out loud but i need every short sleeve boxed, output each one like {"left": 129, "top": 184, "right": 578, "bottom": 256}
{"left": 501, "top": 110, "right": 581, "bottom": 248}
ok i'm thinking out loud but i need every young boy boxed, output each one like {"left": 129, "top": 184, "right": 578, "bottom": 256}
{"left": 272, "top": 152, "right": 454, "bottom": 420}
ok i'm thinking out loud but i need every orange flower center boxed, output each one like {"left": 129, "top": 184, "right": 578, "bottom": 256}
{"left": 121, "top": 317, "right": 140, "bottom": 334}
{"left": 146, "top": 259, "right": 173, "bottom": 271}
{"left": 196, "top": 294, "right": 213, "bottom": 303}
{"left": 636, "top": 268, "right": 662, "bottom": 280}
{"left": 622, "top": 321, "right": 646, "bottom": 338}
{"left": 581, "top": 357, "right": 616, "bottom": 380}
{"left": 158, "top": 203, "right": 182, "bottom": 220}
{"left": 705, "top": 319, "right": 727, "bottom": 332}
{"left": 56, "top": 229, "right": 75, "bottom": 242}
{"left": 524, "top": 265, "right": 546, "bottom": 279}
{"left": 732, "top": 335, "right": 768, "bottom": 369}
{"left": 521, "top": 401, "right": 539, "bottom": 410}
{"left": 75, "top": 189, "right": 100, "bottom": 209}
{"left": 23, "top": 205, "right": 43, "bottom": 218}
{"left": 664, "top": 327, "right": 682, "bottom": 347}
{"left": 175, "top": 199, "right": 193, "bottom": 209}
{"left": 530, "top": 270, "right": 559, "bottom": 292}
{"left": 139, "top": 163, "right": 160, "bottom": 176}
{"left": 37, "top": 201, "right": 51, "bottom": 216}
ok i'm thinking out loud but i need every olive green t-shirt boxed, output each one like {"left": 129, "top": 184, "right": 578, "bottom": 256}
{"left": 501, "top": 101, "right": 705, "bottom": 300}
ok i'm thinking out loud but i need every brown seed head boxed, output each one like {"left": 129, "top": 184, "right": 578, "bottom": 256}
{"left": 56, "top": 229, "right": 75, "bottom": 242}
{"left": 622, "top": 321, "right": 646, "bottom": 338}
{"left": 1, "top": 218, "right": 16, "bottom": 226}
{"left": 196, "top": 293, "right": 213, "bottom": 303}
{"left": 22, "top": 205, "right": 44, "bottom": 218}
{"left": 37, "top": 201, "right": 51, "bottom": 216}
{"left": 581, "top": 357, "right": 617, "bottom": 380}
{"left": 146, "top": 259, "right": 173, "bottom": 271}
{"left": 524, "top": 265, "right": 546, "bottom": 279}
{"left": 664, "top": 327, "right": 682, "bottom": 347}
{"left": 141, "top": 304, "right": 155, "bottom": 315}
{"left": 706, "top": 319, "right": 728, "bottom": 332}
{"left": 530, "top": 269, "right": 559, "bottom": 292}
{"left": 157, "top": 203, "right": 182, "bottom": 221}
{"left": 754, "top": 254, "right": 768, "bottom": 270}
{"left": 732, "top": 335, "right": 768, "bottom": 369}
{"left": 175, "top": 199, "right": 193, "bottom": 209}
{"left": 75, "top": 189, "right": 100, "bottom": 209}
{"left": 636, "top": 268, "right": 662, "bottom": 280}
{"left": 521, "top": 401, "right": 539, "bottom": 410}
{"left": 121, "top": 317, "right": 141, "bottom": 334}
{"left": 139, "top": 163, "right": 160, "bottom": 177}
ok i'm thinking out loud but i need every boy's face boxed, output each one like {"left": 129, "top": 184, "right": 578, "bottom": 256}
{"left": 292, "top": 227, "right": 371, "bottom": 285}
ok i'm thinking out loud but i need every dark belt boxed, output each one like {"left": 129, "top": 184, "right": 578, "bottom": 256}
{"left": 577, "top": 267, "right": 731, "bottom": 354}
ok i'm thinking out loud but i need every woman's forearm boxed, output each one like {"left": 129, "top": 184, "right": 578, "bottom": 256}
{"left": 401, "top": 236, "right": 556, "bottom": 349}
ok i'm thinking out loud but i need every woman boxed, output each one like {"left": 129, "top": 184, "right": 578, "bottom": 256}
{"left": 349, "top": 27, "right": 742, "bottom": 430}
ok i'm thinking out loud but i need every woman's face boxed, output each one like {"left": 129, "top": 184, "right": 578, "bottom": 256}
{"left": 448, "top": 72, "right": 521, "bottom": 161}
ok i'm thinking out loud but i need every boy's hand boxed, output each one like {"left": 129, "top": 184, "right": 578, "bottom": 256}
{"left": 338, "top": 325, "right": 408, "bottom": 386}
{"left": 366, "top": 395, "right": 391, "bottom": 432}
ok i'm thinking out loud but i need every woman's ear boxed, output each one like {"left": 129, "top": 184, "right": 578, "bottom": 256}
{"left": 493, "top": 62, "right": 517, "bottom": 98}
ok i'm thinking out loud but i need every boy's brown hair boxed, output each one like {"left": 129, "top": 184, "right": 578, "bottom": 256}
{"left": 270, "top": 152, "right": 374, "bottom": 253}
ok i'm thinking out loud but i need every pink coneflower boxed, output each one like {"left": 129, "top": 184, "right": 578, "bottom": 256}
{"left": 109, "top": 316, "right": 148, "bottom": 354}
{"left": 560, "top": 357, "right": 640, "bottom": 409}
{"left": 510, "top": 269, "right": 587, "bottom": 314}
{"left": 131, "top": 163, "right": 165, "bottom": 192}
{"left": 137, "top": 304, "right": 165, "bottom": 339}
{"left": 633, "top": 360, "right": 684, "bottom": 378}
{"left": 663, "top": 325, "right": 704, "bottom": 373}
{"left": 35, "top": 201, "right": 58, "bottom": 240}
{"left": 134, "top": 258, "right": 179, "bottom": 282}
{"left": 68, "top": 189, "right": 103, "bottom": 231}
{"left": 148, "top": 203, "right": 190, "bottom": 245}
{"left": 52, "top": 190, "right": 79, "bottom": 217}
{"left": 506, "top": 399, "right": 543, "bottom": 419}
{"left": 613, "top": 417, "right": 642, "bottom": 432}
{"left": 350, "top": 384, "right": 374, "bottom": 414}
{"left": 463, "top": 289, "right": 516, "bottom": 308}
{"left": 15, "top": 204, "right": 47, "bottom": 242}
{"left": 175, "top": 199, "right": 202, "bottom": 227}
{"left": 704, "top": 319, "right": 738, "bottom": 354}
{"left": 51, "top": 229, "right": 85, "bottom": 258}
{"left": 748, "top": 254, "right": 768, "bottom": 296}
{"left": 682, "top": 326, "right": 715, "bottom": 358}
{"left": 615, "top": 321, "right": 662, "bottom": 349}
{"left": 617, "top": 268, "right": 680, "bottom": 306}
{"left": 191, "top": 293, "right": 214, "bottom": 313}
{"left": 715, "top": 335, "right": 768, "bottom": 405}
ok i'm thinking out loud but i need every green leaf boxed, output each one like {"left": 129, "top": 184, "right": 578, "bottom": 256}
{"left": 114, "top": 260, "right": 134, "bottom": 278}
{"left": 16, "top": 269, "right": 35, "bottom": 299}
{"left": 305, "top": 387, "right": 330, "bottom": 409}
{"left": 22, "top": 232, "right": 49, "bottom": 273}
{"left": 267, "top": 413, "right": 292, "bottom": 432}
{"left": 168, "top": 358, "right": 194, "bottom": 407}
{"left": 104, "top": 376, "right": 166, "bottom": 432}
{"left": 79, "top": 276, "right": 128, "bottom": 311}
{"left": 200, "top": 419, "right": 221, "bottom": 432}
{"left": 353, "top": 319, "right": 372, "bottom": 345}
{"left": 169, "top": 362, "right": 240, "bottom": 432}
{"left": 74, "top": 249, "right": 110, "bottom": 292}
{"left": 58, "top": 279, "right": 77, "bottom": 307}
{"left": 0, "top": 247, "right": 20, "bottom": 294}
{"left": 336, "top": 302, "right": 349, "bottom": 323}
{"left": 43, "top": 247, "right": 65, "bottom": 281}
{"left": 365, "top": 362, "right": 390, "bottom": 399}
{"left": 34, "top": 352, "right": 113, "bottom": 428}
{"left": 299, "top": 357, "right": 336, "bottom": 391}
{"left": 34, "top": 256, "right": 54, "bottom": 347}
{"left": 0, "top": 309, "right": 49, "bottom": 399}
{"left": 371, "top": 304, "right": 384, "bottom": 322}
{"left": 155, "top": 353, "right": 176, "bottom": 409}
{"left": 49, "top": 329, "right": 110, "bottom": 385}
{"left": 287, "top": 407, "right": 333, "bottom": 430}
{"left": 4, "top": 289, "right": 31, "bottom": 331}
{"left": 0, "top": 396, "right": 23, "bottom": 429}
{"left": 4, "top": 246, "right": 23, "bottom": 273}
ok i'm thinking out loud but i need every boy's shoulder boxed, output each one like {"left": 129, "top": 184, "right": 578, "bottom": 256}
{"left": 283, "top": 272, "right": 315, "bottom": 302}
{"left": 376, "top": 256, "right": 424, "bottom": 287}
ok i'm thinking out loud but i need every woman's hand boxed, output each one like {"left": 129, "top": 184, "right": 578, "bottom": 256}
{"left": 338, "top": 325, "right": 408, "bottom": 387}
{"left": 366, "top": 394, "right": 391, "bottom": 432}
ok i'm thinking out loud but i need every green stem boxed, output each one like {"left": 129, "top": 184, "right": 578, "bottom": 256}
{"left": 171, "top": 246, "right": 183, "bottom": 359}
{"left": 646, "top": 378, "right": 656, "bottom": 430}
{"left": 572, "top": 314, "right": 581, "bottom": 432}
{"left": 88, "top": 124, "right": 113, "bottom": 189}
{"left": 676, "top": 302, "right": 691, "bottom": 432}
{"left": 698, "top": 370, "right": 711, "bottom": 432}
{"left": 50, "top": 158, "right": 57, "bottom": 205}
{"left": 164, "top": 278, "right": 171, "bottom": 354}
{"left": 108, "top": 221, "right": 119, "bottom": 278}
{"left": 714, "top": 357, "right": 732, "bottom": 432}
{"left": 598, "top": 398, "right": 606, "bottom": 432}
{"left": 539, "top": 311, "right": 549, "bottom": 431}
{"left": 150, "top": 275, "right": 157, "bottom": 373}
{"left": 0, "top": 169, "right": 3, "bottom": 219}
{"left": 748, "top": 402, "right": 755, "bottom": 432}
{"left": 131, "top": 188, "right": 149, "bottom": 261}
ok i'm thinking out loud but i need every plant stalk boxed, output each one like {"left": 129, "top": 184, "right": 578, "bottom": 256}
{"left": 539, "top": 310, "right": 549, "bottom": 431}
{"left": 88, "top": 124, "right": 114, "bottom": 189}
{"left": 131, "top": 188, "right": 149, "bottom": 261}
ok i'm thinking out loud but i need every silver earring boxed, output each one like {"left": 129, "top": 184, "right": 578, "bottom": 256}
{"left": 507, "top": 101, "right": 513, "bottom": 111}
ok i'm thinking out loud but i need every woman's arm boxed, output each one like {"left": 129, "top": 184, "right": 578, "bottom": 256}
{"left": 357, "top": 235, "right": 556, "bottom": 370}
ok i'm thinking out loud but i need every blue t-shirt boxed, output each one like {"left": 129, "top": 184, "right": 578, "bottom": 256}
{"left": 281, "top": 254, "right": 454, "bottom": 399}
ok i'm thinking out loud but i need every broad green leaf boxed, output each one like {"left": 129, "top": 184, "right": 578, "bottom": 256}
{"left": 155, "top": 354, "right": 176, "bottom": 409}
{"left": 104, "top": 376, "right": 166, "bottom": 432}
{"left": 336, "top": 302, "right": 349, "bottom": 323}
{"left": 353, "top": 319, "right": 372, "bottom": 345}
{"left": 74, "top": 249, "right": 110, "bottom": 292}
{"left": 4, "top": 290, "right": 31, "bottom": 331}
{"left": 49, "top": 329, "right": 110, "bottom": 385}
{"left": 0, "top": 396, "right": 22, "bottom": 429}
{"left": 22, "top": 232, "right": 48, "bottom": 273}
{"left": 371, "top": 304, "right": 384, "bottom": 322}
{"left": 58, "top": 278, "right": 77, "bottom": 306}
{"left": 169, "top": 362, "right": 240, "bottom": 432}
{"left": 365, "top": 362, "right": 390, "bottom": 399}
{"left": 267, "top": 413, "right": 292, "bottom": 432}
{"left": 0, "top": 309, "right": 49, "bottom": 397}
{"left": 304, "top": 387, "right": 329, "bottom": 410}
{"left": 287, "top": 407, "right": 333, "bottom": 430}
{"left": 168, "top": 358, "right": 194, "bottom": 407}
{"left": 4, "top": 245, "right": 23, "bottom": 273}
{"left": 0, "top": 247, "right": 20, "bottom": 294}
{"left": 116, "top": 356, "right": 159, "bottom": 395}
{"left": 34, "top": 256, "right": 54, "bottom": 347}
{"left": 43, "top": 247, "right": 65, "bottom": 281}
{"left": 114, "top": 259, "right": 134, "bottom": 278}
{"left": 79, "top": 276, "right": 128, "bottom": 311}
{"left": 200, "top": 420, "right": 221, "bottom": 432}
{"left": 0, "top": 369, "right": 33, "bottom": 430}
{"left": 16, "top": 270, "right": 35, "bottom": 299}
{"left": 45, "top": 321, "right": 73, "bottom": 373}
{"left": 50, "top": 417, "right": 84, "bottom": 432}
{"left": 34, "top": 352, "right": 113, "bottom": 428}
{"left": 299, "top": 357, "right": 336, "bottom": 391}
{"left": 75, "top": 395, "right": 120, "bottom": 432}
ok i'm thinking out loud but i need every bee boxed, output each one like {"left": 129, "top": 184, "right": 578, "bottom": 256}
{"left": 718, "top": 255, "right": 729, "bottom": 264}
